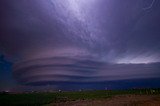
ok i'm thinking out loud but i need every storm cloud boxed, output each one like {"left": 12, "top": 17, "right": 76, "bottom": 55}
{"left": 0, "top": 0, "right": 160, "bottom": 88}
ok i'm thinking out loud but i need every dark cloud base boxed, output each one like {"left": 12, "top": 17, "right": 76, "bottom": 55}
{"left": 19, "top": 78, "right": 160, "bottom": 91}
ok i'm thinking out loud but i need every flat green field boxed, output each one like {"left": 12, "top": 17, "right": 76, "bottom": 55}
{"left": 0, "top": 89, "right": 160, "bottom": 106}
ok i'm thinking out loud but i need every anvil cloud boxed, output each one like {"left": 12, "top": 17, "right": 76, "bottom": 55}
{"left": 0, "top": 0, "right": 160, "bottom": 89}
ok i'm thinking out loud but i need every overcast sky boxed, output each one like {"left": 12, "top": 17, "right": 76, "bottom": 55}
{"left": 0, "top": 0, "right": 160, "bottom": 91}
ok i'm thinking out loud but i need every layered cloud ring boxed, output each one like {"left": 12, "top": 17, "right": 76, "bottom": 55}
{"left": 13, "top": 55, "right": 160, "bottom": 85}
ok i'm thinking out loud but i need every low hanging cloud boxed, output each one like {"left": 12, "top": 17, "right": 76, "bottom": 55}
{"left": 0, "top": 0, "right": 160, "bottom": 87}
{"left": 13, "top": 56, "right": 160, "bottom": 85}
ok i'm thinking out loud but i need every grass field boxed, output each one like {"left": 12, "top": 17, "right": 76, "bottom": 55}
{"left": 0, "top": 89, "right": 160, "bottom": 106}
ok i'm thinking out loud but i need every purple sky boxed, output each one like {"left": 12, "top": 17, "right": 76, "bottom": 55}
{"left": 0, "top": 0, "right": 160, "bottom": 91}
